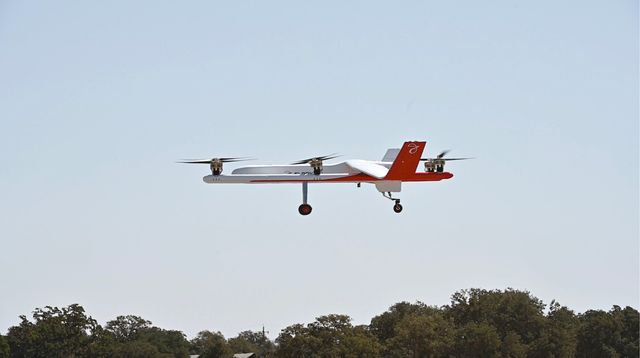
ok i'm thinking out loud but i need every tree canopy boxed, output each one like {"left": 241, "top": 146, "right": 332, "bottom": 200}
{"left": 2, "top": 288, "right": 637, "bottom": 358}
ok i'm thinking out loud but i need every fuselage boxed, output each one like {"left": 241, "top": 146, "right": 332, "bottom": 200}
{"left": 203, "top": 161, "right": 453, "bottom": 184}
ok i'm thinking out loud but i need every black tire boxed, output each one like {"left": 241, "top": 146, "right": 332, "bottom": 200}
{"left": 298, "top": 204, "right": 313, "bottom": 216}
{"left": 393, "top": 203, "right": 403, "bottom": 213}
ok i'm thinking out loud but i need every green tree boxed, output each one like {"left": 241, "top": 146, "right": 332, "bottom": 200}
{"left": 610, "top": 305, "right": 640, "bottom": 357}
{"left": 384, "top": 311, "right": 455, "bottom": 357}
{"left": 501, "top": 331, "right": 527, "bottom": 358}
{"left": 274, "top": 323, "right": 320, "bottom": 357}
{"left": 341, "top": 325, "right": 382, "bottom": 358}
{"left": 0, "top": 335, "right": 9, "bottom": 358}
{"left": 81, "top": 315, "right": 190, "bottom": 357}
{"left": 228, "top": 330, "right": 275, "bottom": 357}
{"left": 191, "top": 330, "right": 231, "bottom": 358}
{"left": 87, "top": 315, "right": 189, "bottom": 357}
{"left": 6, "top": 304, "right": 98, "bottom": 358}
{"left": 111, "top": 341, "right": 165, "bottom": 358}
{"left": 105, "top": 315, "right": 153, "bottom": 342}
{"left": 370, "top": 301, "right": 434, "bottom": 343}
{"left": 527, "top": 300, "right": 578, "bottom": 358}
{"left": 454, "top": 322, "right": 501, "bottom": 358}
{"left": 308, "top": 314, "right": 381, "bottom": 357}
{"left": 576, "top": 306, "right": 639, "bottom": 357}
{"left": 83, "top": 325, "right": 117, "bottom": 357}
{"left": 275, "top": 315, "right": 381, "bottom": 358}
{"left": 576, "top": 309, "right": 620, "bottom": 357}
{"left": 446, "top": 288, "right": 546, "bottom": 345}
{"left": 137, "top": 327, "right": 190, "bottom": 357}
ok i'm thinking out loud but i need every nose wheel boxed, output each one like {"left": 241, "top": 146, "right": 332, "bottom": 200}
{"left": 383, "top": 192, "right": 404, "bottom": 214}
{"left": 393, "top": 200, "right": 403, "bottom": 213}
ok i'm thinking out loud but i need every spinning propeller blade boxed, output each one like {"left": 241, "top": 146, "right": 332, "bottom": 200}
{"left": 421, "top": 150, "right": 473, "bottom": 161}
{"left": 177, "top": 157, "right": 254, "bottom": 164}
{"left": 291, "top": 153, "right": 340, "bottom": 165}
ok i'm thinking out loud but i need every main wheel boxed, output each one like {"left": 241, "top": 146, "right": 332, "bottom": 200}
{"left": 393, "top": 203, "right": 403, "bottom": 213}
{"left": 298, "top": 204, "right": 313, "bottom": 216}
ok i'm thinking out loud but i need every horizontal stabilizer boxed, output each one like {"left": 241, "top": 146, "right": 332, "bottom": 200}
{"left": 345, "top": 160, "right": 389, "bottom": 179}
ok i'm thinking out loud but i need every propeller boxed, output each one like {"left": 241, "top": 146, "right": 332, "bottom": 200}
{"left": 420, "top": 151, "right": 473, "bottom": 173}
{"left": 177, "top": 157, "right": 253, "bottom": 164}
{"left": 421, "top": 150, "right": 473, "bottom": 162}
{"left": 177, "top": 157, "right": 254, "bottom": 175}
{"left": 291, "top": 154, "right": 340, "bottom": 165}
{"left": 291, "top": 154, "right": 340, "bottom": 175}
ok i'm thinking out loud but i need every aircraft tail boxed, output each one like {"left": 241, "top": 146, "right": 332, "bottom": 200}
{"left": 381, "top": 148, "right": 401, "bottom": 162}
{"left": 385, "top": 141, "right": 426, "bottom": 180}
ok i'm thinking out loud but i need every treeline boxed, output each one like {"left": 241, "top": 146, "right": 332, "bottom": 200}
{"left": 0, "top": 288, "right": 637, "bottom": 357}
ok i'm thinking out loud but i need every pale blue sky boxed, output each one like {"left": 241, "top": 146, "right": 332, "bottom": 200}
{"left": 1, "top": 1, "right": 637, "bottom": 338}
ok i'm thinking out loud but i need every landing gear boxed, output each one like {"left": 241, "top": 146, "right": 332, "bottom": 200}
{"left": 383, "top": 192, "right": 404, "bottom": 214}
{"left": 393, "top": 201, "right": 403, "bottom": 213}
{"left": 298, "top": 204, "right": 312, "bottom": 215}
{"left": 299, "top": 182, "right": 312, "bottom": 216}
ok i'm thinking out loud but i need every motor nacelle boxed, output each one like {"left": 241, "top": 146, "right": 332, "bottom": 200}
{"left": 309, "top": 158, "right": 323, "bottom": 175}
{"left": 210, "top": 159, "right": 224, "bottom": 176}
{"left": 424, "top": 159, "right": 445, "bottom": 173}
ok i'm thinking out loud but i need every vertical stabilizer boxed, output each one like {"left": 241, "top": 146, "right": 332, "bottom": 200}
{"left": 385, "top": 141, "right": 426, "bottom": 179}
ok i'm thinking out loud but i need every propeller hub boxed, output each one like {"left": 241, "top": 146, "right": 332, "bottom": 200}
{"left": 309, "top": 158, "right": 323, "bottom": 175}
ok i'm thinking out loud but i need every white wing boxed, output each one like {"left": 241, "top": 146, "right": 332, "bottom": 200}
{"left": 345, "top": 160, "right": 389, "bottom": 179}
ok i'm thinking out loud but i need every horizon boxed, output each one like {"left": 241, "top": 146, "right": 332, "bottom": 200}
{"left": 4, "top": 286, "right": 638, "bottom": 340}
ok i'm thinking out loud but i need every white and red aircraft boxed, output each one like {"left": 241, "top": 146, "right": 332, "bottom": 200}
{"left": 180, "top": 141, "right": 470, "bottom": 215}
